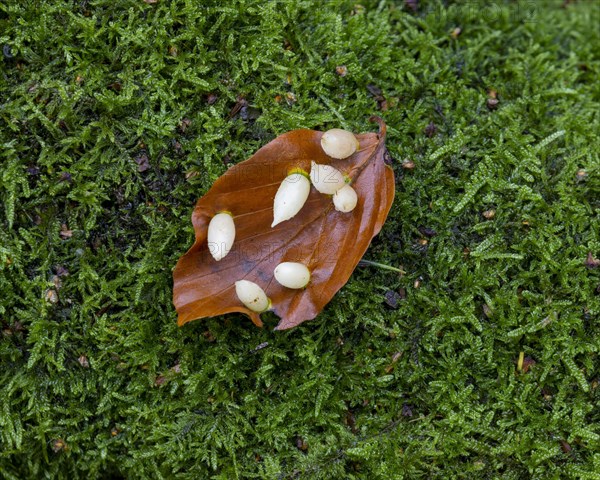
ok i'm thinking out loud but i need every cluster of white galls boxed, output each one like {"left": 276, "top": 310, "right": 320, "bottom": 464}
{"left": 207, "top": 128, "right": 359, "bottom": 313}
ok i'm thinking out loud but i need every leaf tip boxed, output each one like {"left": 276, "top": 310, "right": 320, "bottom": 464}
{"left": 248, "top": 312, "right": 264, "bottom": 328}
{"left": 176, "top": 314, "right": 189, "bottom": 328}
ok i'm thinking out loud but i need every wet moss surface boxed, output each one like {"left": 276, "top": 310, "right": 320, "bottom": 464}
{"left": 1, "top": 1, "right": 599, "bottom": 478}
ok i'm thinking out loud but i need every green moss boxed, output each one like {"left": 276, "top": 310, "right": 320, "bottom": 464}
{"left": 1, "top": 0, "right": 599, "bottom": 478}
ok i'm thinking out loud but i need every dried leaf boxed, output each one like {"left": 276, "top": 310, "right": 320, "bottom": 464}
{"left": 45, "top": 289, "right": 59, "bottom": 304}
{"left": 52, "top": 438, "right": 67, "bottom": 453}
{"left": 59, "top": 223, "right": 73, "bottom": 239}
{"left": 384, "top": 290, "right": 402, "bottom": 309}
{"left": 482, "top": 209, "right": 496, "bottom": 219}
{"left": 335, "top": 65, "right": 348, "bottom": 77}
{"left": 78, "top": 355, "right": 90, "bottom": 368}
{"left": 295, "top": 436, "right": 309, "bottom": 452}
{"left": 521, "top": 356, "right": 536, "bottom": 373}
{"left": 134, "top": 153, "right": 150, "bottom": 172}
{"left": 173, "top": 117, "right": 395, "bottom": 330}
{"left": 425, "top": 122, "right": 437, "bottom": 138}
{"left": 584, "top": 252, "right": 600, "bottom": 268}
{"left": 560, "top": 439, "right": 572, "bottom": 453}
{"left": 179, "top": 117, "right": 192, "bottom": 131}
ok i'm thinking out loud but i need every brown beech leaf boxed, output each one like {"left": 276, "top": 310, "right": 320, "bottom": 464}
{"left": 173, "top": 116, "right": 395, "bottom": 330}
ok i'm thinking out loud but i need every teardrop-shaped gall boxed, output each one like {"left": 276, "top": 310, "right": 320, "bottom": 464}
{"left": 272, "top": 173, "right": 311, "bottom": 227}
{"left": 274, "top": 262, "right": 311, "bottom": 289}
{"left": 320, "top": 128, "right": 359, "bottom": 159}
{"left": 309, "top": 161, "right": 346, "bottom": 195}
{"left": 235, "top": 280, "right": 270, "bottom": 312}
{"left": 207, "top": 212, "right": 235, "bottom": 261}
{"left": 333, "top": 184, "right": 358, "bottom": 213}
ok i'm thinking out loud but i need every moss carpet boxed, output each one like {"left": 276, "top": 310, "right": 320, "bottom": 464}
{"left": 1, "top": 0, "right": 599, "bottom": 478}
